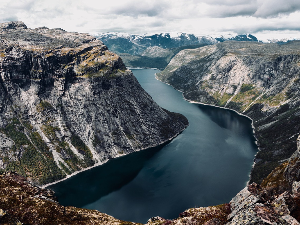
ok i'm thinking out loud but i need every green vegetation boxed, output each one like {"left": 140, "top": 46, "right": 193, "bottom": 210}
{"left": 59, "top": 162, "right": 72, "bottom": 175}
{"left": 36, "top": 101, "right": 54, "bottom": 112}
{"left": 260, "top": 92, "right": 286, "bottom": 106}
{"left": 125, "top": 133, "right": 134, "bottom": 140}
{"left": 260, "top": 161, "right": 289, "bottom": 190}
{"left": 41, "top": 125, "right": 60, "bottom": 141}
{"left": 70, "top": 134, "right": 94, "bottom": 166}
{"left": 212, "top": 93, "right": 233, "bottom": 107}
{"left": 240, "top": 83, "right": 254, "bottom": 93}
{"left": 0, "top": 117, "right": 65, "bottom": 184}
{"left": 230, "top": 86, "right": 261, "bottom": 111}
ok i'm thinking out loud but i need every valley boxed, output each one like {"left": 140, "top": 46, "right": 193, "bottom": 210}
{"left": 1, "top": 21, "right": 300, "bottom": 224}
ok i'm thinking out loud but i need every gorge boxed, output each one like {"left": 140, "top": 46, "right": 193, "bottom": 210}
{"left": 1, "top": 21, "right": 300, "bottom": 225}
{"left": 50, "top": 68, "right": 257, "bottom": 223}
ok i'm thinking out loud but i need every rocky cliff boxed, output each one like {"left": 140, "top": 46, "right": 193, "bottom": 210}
{"left": 157, "top": 40, "right": 300, "bottom": 184}
{"left": 0, "top": 21, "right": 188, "bottom": 185}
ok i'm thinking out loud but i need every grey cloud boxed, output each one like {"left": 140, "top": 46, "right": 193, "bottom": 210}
{"left": 203, "top": 0, "right": 300, "bottom": 18}
{"left": 254, "top": 0, "right": 300, "bottom": 18}
{"left": 209, "top": 4, "right": 257, "bottom": 17}
{"left": 220, "top": 20, "right": 300, "bottom": 34}
{"left": 7, "top": 0, "right": 35, "bottom": 10}
{"left": 0, "top": 16, "right": 19, "bottom": 23}
{"left": 200, "top": 0, "right": 257, "bottom": 17}
{"left": 202, "top": 0, "right": 255, "bottom": 6}
{"left": 110, "top": 1, "right": 168, "bottom": 17}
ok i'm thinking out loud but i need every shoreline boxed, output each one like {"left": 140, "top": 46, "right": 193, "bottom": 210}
{"left": 42, "top": 122, "right": 188, "bottom": 189}
{"left": 154, "top": 72, "right": 260, "bottom": 183}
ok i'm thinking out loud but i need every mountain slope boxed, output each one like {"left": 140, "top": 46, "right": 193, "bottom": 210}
{"left": 157, "top": 40, "right": 300, "bottom": 184}
{"left": 96, "top": 33, "right": 259, "bottom": 70}
{"left": 0, "top": 22, "right": 188, "bottom": 185}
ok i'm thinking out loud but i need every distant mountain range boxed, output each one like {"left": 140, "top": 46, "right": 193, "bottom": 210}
{"left": 94, "top": 33, "right": 260, "bottom": 69}
{"left": 96, "top": 32, "right": 260, "bottom": 55}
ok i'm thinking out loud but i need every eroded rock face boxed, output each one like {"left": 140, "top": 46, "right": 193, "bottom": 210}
{"left": 0, "top": 21, "right": 188, "bottom": 185}
{"left": 226, "top": 183, "right": 300, "bottom": 225}
{"left": 157, "top": 41, "right": 300, "bottom": 184}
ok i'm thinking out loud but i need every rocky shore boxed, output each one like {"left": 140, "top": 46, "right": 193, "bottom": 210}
{"left": 157, "top": 41, "right": 300, "bottom": 184}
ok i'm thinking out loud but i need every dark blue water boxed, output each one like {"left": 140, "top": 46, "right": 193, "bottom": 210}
{"left": 50, "top": 69, "right": 257, "bottom": 223}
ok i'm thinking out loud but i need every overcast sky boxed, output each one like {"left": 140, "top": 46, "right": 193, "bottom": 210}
{"left": 1, "top": 0, "right": 300, "bottom": 41}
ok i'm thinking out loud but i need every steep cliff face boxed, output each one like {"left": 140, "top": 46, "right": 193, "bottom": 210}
{"left": 0, "top": 22, "right": 188, "bottom": 185}
{"left": 157, "top": 40, "right": 300, "bottom": 184}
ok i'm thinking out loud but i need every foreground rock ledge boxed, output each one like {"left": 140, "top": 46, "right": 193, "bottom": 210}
{"left": 1, "top": 171, "right": 300, "bottom": 224}
{"left": 0, "top": 21, "right": 188, "bottom": 185}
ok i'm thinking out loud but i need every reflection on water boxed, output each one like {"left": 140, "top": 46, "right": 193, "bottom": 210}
{"left": 198, "top": 104, "right": 257, "bottom": 144}
{"left": 50, "top": 143, "right": 167, "bottom": 207}
{"left": 50, "top": 69, "right": 258, "bottom": 223}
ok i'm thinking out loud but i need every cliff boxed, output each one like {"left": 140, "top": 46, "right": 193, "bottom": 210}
{"left": 0, "top": 21, "right": 188, "bottom": 185}
{"left": 157, "top": 40, "right": 300, "bottom": 184}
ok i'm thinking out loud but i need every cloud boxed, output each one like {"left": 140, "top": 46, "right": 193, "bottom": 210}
{"left": 254, "top": 0, "right": 300, "bottom": 17}
{"left": 198, "top": 0, "right": 300, "bottom": 18}
{"left": 110, "top": 0, "right": 168, "bottom": 17}
{"left": 0, "top": 0, "right": 299, "bottom": 41}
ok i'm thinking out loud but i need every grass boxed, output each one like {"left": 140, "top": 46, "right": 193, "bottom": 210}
{"left": 70, "top": 134, "right": 94, "bottom": 166}
{"left": 240, "top": 83, "right": 254, "bottom": 93}
{"left": 212, "top": 92, "right": 233, "bottom": 106}
{"left": 36, "top": 101, "right": 54, "bottom": 112}
{"left": 41, "top": 125, "right": 60, "bottom": 141}
{"left": 259, "top": 92, "right": 287, "bottom": 106}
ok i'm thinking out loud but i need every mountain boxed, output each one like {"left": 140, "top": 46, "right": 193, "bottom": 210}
{"left": 157, "top": 40, "right": 300, "bottom": 185}
{"left": 153, "top": 40, "right": 300, "bottom": 224}
{"left": 96, "top": 32, "right": 217, "bottom": 55}
{"left": 215, "top": 34, "right": 259, "bottom": 42}
{"left": 0, "top": 21, "right": 188, "bottom": 185}
{"left": 95, "top": 33, "right": 259, "bottom": 70}
{"left": 2, "top": 22, "right": 299, "bottom": 224}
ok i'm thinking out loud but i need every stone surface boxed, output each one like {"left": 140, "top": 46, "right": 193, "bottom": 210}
{"left": 157, "top": 40, "right": 300, "bottom": 184}
{"left": 0, "top": 172, "right": 139, "bottom": 225}
{"left": 0, "top": 21, "right": 188, "bottom": 185}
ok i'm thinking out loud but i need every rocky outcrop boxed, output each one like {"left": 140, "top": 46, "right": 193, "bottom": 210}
{"left": 226, "top": 183, "right": 300, "bottom": 225}
{"left": 0, "top": 21, "right": 188, "bottom": 185}
{"left": 157, "top": 40, "right": 300, "bottom": 184}
{"left": 0, "top": 172, "right": 139, "bottom": 225}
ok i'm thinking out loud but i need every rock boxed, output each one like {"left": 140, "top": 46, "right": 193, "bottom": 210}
{"left": 0, "top": 22, "right": 188, "bottom": 185}
{"left": 281, "top": 215, "right": 300, "bottom": 225}
{"left": 156, "top": 40, "right": 300, "bottom": 184}
{"left": 292, "top": 181, "right": 300, "bottom": 198}
{"left": 227, "top": 186, "right": 259, "bottom": 221}
{"left": 204, "top": 218, "right": 222, "bottom": 225}
{"left": 271, "top": 192, "right": 294, "bottom": 216}
{"left": 0, "top": 173, "right": 136, "bottom": 225}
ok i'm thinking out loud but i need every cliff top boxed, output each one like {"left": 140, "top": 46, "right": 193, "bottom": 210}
{"left": 0, "top": 21, "right": 127, "bottom": 80}
{"left": 0, "top": 21, "right": 103, "bottom": 50}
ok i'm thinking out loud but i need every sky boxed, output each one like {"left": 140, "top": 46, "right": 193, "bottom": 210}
{"left": 1, "top": 0, "right": 300, "bottom": 42}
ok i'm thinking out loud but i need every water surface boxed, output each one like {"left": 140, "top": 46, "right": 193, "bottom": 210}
{"left": 50, "top": 69, "right": 257, "bottom": 223}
